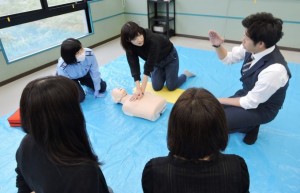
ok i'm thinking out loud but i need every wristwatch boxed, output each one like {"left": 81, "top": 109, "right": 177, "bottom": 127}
{"left": 212, "top": 44, "right": 221, "bottom": 48}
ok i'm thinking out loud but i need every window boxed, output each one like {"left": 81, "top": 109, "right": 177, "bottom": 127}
{"left": 0, "top": 0, "right": 42, "bottom": 17}
{"left": 0, "top": 0, "right": 91, "bottom": 63}
{"left": 47, "top": 0, "right": 81, "bottom": 7}
{"left": 0, "top": 11, "right": 89, "bottom": 61}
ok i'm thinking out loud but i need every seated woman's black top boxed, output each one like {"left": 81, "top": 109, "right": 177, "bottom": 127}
{"left": 142, "top": 153, "right": 249, "bottom": 193}
{"left": 15, "top": 135, "right": 109, "bottom": 193}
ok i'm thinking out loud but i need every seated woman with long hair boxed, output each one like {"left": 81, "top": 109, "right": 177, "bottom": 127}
{"left": 15, "top": 76, "right": 111, "bottom": 193}
{"left": 142, "top": 88, "right": 249, "bottom": 193}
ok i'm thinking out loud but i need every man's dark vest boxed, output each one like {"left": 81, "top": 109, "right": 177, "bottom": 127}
{"left": 234, "top": 46, "right": 292, "bottom": 113}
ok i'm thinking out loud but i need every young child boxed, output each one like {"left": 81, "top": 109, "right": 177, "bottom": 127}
{"left": 57, "top": 38, "right": 107, "bottom": 102}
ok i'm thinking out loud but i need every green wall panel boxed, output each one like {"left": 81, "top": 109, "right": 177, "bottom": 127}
{"left": 124, "top": 15, "right": 148, "bottom": 28}
{"left": 124, "top": 0, "right": 147, "bottom": 14}
{"left": 175, "top": 0, "right": 300, "bottom": 49}
{"left": 90, "top": 0, "right": 124, "bottom": 21}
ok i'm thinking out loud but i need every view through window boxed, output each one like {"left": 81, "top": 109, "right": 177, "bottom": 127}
{"left": 0, "top": 0, "right": 42, "bottom": 17}
{"left": 0, "top": 0, "right": 90, "bottom": 62}
{"left": 47, "top": 0, "right": 80, "bottom": 7}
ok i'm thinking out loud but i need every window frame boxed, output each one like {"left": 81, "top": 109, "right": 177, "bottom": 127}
{"left": 0, "top": 0, "right": 93, "bottom": 63}
{"left": 0, "top": 0, "right": 92, "bottom": 33}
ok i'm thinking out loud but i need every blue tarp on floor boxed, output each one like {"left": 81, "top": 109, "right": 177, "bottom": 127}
{"left": 0, "top": 46, "right": 300, "bottom": 193}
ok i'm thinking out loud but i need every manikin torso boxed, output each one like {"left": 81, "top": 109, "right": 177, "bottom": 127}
{"left": 112, "top": 88, "right": 167, "bottom": 121}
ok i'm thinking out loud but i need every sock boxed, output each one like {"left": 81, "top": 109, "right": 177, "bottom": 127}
{"left": 184, "top": 70, "right": 196, "bottom": 78}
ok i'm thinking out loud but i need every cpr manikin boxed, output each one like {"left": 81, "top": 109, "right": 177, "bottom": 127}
{"left": 111, "top": 88, "right": 167, "bottom": 121}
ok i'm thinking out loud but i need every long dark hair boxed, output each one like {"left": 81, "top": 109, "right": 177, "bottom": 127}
{"left": 167, "top": 88, "right": 228, "bottom": 160}
{"left": 120, "top": 21, "right": 144, "bottom": 53}
{"left": 20, "top": 76, "right": 99, "bottom": 166}
{"left": 61, "top": 38, "right": 82, "bottom": 64}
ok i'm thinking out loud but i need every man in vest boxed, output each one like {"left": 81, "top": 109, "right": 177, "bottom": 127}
{"left": 208, "top": 12, "right": 291, "bottom": 145}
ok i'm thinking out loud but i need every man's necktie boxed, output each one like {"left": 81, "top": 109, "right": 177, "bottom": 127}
{"left": 242, "top": 55, "right": 254, "bottom": 73}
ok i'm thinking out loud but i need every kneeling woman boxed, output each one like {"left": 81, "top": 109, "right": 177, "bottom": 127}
{"left": 121, "top": 21, "right": 194, "bottom": 101}
{"left": 57, "top": 38, "right": 107, "bottom": 102}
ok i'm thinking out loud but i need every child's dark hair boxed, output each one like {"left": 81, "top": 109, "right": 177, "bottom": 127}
{"left": 61, "top": 38, "right": 82, "bottom": 64}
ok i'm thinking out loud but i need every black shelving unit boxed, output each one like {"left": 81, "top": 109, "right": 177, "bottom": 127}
{"left": 147, "top": 0, "right": 175, "bottom": 38}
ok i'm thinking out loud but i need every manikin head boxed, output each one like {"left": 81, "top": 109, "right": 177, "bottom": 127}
{"left": 111, "top": 88, "right": 128, "bottom": 103}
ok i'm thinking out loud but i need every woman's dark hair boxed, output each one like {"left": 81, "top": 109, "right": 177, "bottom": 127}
{"left": 167, "top": 88, "right": 228, "bottom": 160}
{"left": 61, "top": 38, "right": 82, "bottom": 64}
{"left": 242, "top": 12, "right": 283, "bottom": 48}
{"left": 20, "top": 76, "right": 99, "bottom": 166}
{"left": 120, "top": 21, "right": 144, "bottom": 53}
